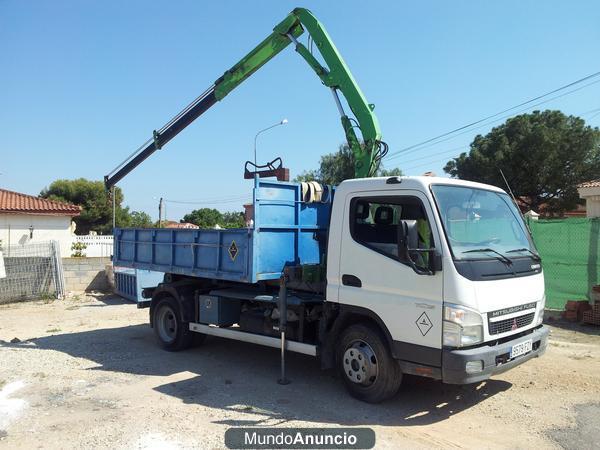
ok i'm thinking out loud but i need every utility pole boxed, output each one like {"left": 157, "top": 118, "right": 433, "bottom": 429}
{"left": 158, "top": 197, "right": 164, "bottom": 228}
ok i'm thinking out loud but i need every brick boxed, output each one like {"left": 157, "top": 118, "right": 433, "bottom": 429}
{"left": 564, "top": 311, "right": 578, "bottom": 322}
{"left": 565, "top": 301, "right": 579, "bottom": 311}
{"left": 582, "top": 310, "right": 600, "bottom": 326}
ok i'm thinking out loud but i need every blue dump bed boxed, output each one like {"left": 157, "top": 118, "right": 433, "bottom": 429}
{"left": 113, "top": 180, "right": 333, "bottom": 283}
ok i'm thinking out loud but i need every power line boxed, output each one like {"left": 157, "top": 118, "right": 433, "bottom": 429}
{"left": 165, "top": 199, "right": 252, "bottom": 205}
{"left": 404, "top": 159, "right": 453, "bottom": 172}
{"left": 385, "top": 70, "right": 600, "bottom": 160}
{"left": 164, "top": 195, "right": 251, "bottom": 205}
{"left": 387, "top": 71, "right": 600, "bottom": 159}
{"left": 581, "top": 107, "right": 600, "bottom": 116}
{"left": 395, "top": 145, "right": 466, "bottom": 167}
{"left": 386, "top": 77, "right": 600, "bottom": 162}
{"left": 401, "top": 103, "right": 600, "bottom": 174}
{"left": 401, "top": 148, "right": 466, "bottom": 171}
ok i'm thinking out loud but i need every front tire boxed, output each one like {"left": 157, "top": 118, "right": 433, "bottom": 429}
{"left": 336, "top": 323, "right": 402, "bottom": 403}
{"left": 153, "top": 296, "right": 196, "bottom": 351}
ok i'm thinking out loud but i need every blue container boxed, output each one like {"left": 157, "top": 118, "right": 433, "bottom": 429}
{"left": 113, "top": 180, "right": 333, "bottom": 283}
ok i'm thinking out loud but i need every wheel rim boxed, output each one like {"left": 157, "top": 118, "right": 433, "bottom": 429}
{"left": 156, "top": 304, "right": 178, "bottom": 343}
{"left": 343, "top": 340, "right": 378, "bottom": 386}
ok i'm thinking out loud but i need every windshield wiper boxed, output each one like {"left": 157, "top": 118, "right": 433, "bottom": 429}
{"left": 506, "top": 248, "right": 542, "bottom": 262}
{"left": 462, "top": 248, "right": 513, "bottom": 265}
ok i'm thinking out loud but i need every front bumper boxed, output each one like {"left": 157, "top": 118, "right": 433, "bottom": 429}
{"left": 442, "top": 325, "right": 549, "bottom": 384}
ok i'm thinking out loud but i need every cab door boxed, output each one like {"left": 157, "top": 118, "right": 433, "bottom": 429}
{"left": 337, "top": 190, "right": 444, "bottom": 355}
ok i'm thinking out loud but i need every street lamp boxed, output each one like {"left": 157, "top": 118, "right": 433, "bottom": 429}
{"left": 254, "top": 118, "right": 288, "bottom": 166}
{"left": 112, "top": 187, "right": 116, "bottom": 230}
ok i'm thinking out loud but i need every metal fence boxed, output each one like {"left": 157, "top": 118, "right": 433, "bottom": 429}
{"left": 0, "top": 241, "right": 65, "bottom": 304}
{"left": 528, "top": 217, "right": 599, "bottom": 309}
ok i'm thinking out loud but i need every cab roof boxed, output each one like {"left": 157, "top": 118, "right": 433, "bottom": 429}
{"left": 336, "top": 176, "right": 507, "bottom": 196}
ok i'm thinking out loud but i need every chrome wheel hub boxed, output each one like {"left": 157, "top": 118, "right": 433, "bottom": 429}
{"left": 343, "top": 340, "right": 378, "bottom": 386}
{"left": 157, "top": 305, "right": 178, "bottom": 343}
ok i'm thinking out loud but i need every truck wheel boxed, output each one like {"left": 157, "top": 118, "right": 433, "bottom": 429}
{"left": 153, "top": 296, "right": 195, "bottom": 351}
{"left": 337, "top": 323, "right": 402, "bottom": 403}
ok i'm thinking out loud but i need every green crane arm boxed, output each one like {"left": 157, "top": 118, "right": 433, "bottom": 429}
{"left": 104, "top": 7, "right": 383, "bottom": 189}
{"left": 214, "top": 7, "right": 383, "bottom": 178}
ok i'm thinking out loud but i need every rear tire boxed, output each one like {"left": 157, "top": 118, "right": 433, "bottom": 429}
{"left": 336, "top": 323, "right": 402, "bottom": 403}
{"left": 153, "top": 296, "right": 196, "bottom": 351}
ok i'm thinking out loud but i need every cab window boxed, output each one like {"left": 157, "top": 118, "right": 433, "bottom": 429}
{"left": 350, "top": 196, "right": 432, "bottom": 268}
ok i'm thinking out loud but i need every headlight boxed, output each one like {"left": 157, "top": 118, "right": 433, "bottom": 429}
{"left": 443, "top": 303, "right": 483, "bottom": 347}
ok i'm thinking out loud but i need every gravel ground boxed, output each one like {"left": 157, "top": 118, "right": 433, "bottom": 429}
{"left": 0, "top": 294, "right": 599, "bottom": 449}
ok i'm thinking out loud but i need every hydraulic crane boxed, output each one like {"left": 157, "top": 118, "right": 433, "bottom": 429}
{"left": 106, "top": 9, "right": 550, "bottom": 404}
{"left": 104, "top": 7, "right": 387, "bottom": 189}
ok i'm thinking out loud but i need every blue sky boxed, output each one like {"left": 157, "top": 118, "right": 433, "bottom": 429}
{"left": 2, "top": 1, "right": 599, "bottom": 221}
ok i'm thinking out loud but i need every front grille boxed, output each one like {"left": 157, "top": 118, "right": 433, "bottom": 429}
{"left": 488, "top": 312, "right": 535, "bottom": 335}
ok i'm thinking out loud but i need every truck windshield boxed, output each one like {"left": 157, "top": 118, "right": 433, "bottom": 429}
{"left": 431, "top": 184, "right": 536, "bottom": 261}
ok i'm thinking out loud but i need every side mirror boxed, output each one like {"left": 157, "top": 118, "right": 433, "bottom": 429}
{"left": 397, "top": 220, "right": 442, "bottom": 275}
{"left": 397, "top": 220, "right": 419, "bottom": 262}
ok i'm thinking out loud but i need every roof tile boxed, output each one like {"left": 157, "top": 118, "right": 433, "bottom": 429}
{"left": 578, "top": 179, "right": 600, "bottom": 188}
{"left": 163, "top": 221, "right": 199, "bottom": 229}
{"left": 0, "top": 188, "right": 81, "bottom": 216}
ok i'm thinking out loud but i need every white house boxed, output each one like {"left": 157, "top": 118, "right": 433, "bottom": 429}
{"left": 577, "top": 180, "right": 600, "bottom": 218}
{"left": 0, "top": 188, "right": 81, "bottom": 256}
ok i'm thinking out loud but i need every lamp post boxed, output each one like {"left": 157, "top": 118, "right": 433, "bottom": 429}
{"left": 254, "top": 118, "right": 288, "bottom": 167}
{"left": 112, "top": 187, "right": 116, "bottom": 230}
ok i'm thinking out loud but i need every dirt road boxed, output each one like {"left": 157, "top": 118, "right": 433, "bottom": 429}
{"left": 1, "top": 294, "right": 599, "bottom": 449}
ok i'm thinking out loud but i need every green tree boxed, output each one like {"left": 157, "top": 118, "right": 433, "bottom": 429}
{"left": 129, "top": 210, "right": 153, "bottom": 228}
{"left": 40, "top": 178, "right": 129, "bottom": 234}
{"left": 379, "top": 167, "right": 403, "bottom": 177}
{"left": 444, "top": 110, "right": 600, "bottom": 214}
{"left": 295, "top": 144, "right": 402, "bottom": 185}
{"left": 183, "top": 208, "right": 223, "bottom": 228}
{"left": 182, "top": 208, "right": 245, "bottom": 228}
{"left": 221, "top": 211, "right": 246, "bottom": 228}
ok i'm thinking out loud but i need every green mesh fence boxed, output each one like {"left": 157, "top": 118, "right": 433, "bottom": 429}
{"left": 527, "top": 218, "right": 600, "bottom": 309}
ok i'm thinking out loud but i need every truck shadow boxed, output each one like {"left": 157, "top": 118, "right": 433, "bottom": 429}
{"left": 154, "top": 372, "right": 510, "bottom": 427}
{"left": 78, "top": 292, "right": 135, "bottom": 307}
{"left": 1, "top": 324, "right": 511, "bottom": 427}
{"left": 545, "top": 319, "right": 600, "bottom": 337}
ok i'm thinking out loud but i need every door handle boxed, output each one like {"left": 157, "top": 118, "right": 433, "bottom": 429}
{"left": 342, "top": 274, "right": 362, "bottom": 288}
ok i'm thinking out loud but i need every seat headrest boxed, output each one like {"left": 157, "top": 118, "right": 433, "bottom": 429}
{"left": 355, "top": 201, "right": 370, "bottom": 220}
{"left": 401, "top": 204, "right": 425, "bottom": 220}
{"left": 374, "top": 206, "right": 394, "bottom": 225}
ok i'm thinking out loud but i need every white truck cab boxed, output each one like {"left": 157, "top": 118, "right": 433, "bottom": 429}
{"left": 326, "top": 176, "right": 548, "bottom": 389}
{"left": 122, "top": 175, "right": 548, "bottom": 403}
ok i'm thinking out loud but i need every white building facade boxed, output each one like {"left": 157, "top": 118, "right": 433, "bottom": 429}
{"left": 0, "top": 188, "right": 81, "bottom": 256}
{"left": 578, "top": 180, "right": 600, "bottom": 218}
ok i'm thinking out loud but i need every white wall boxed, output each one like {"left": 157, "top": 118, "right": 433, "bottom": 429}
{"left": 0, "top": 214, "right": 74, "bottom": 256}
{"left": 586, "top": 198, "right": 600, "bottom": 218}
{"left": 74, "top": 235, "right": 113, "bottom": 257}
{"left": 578, "top": 186, "right": 600, "bottom": 218}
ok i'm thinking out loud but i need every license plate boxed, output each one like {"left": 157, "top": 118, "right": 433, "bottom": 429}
{"left": 510, "top": 339, "right": 532, "bottom": 359}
